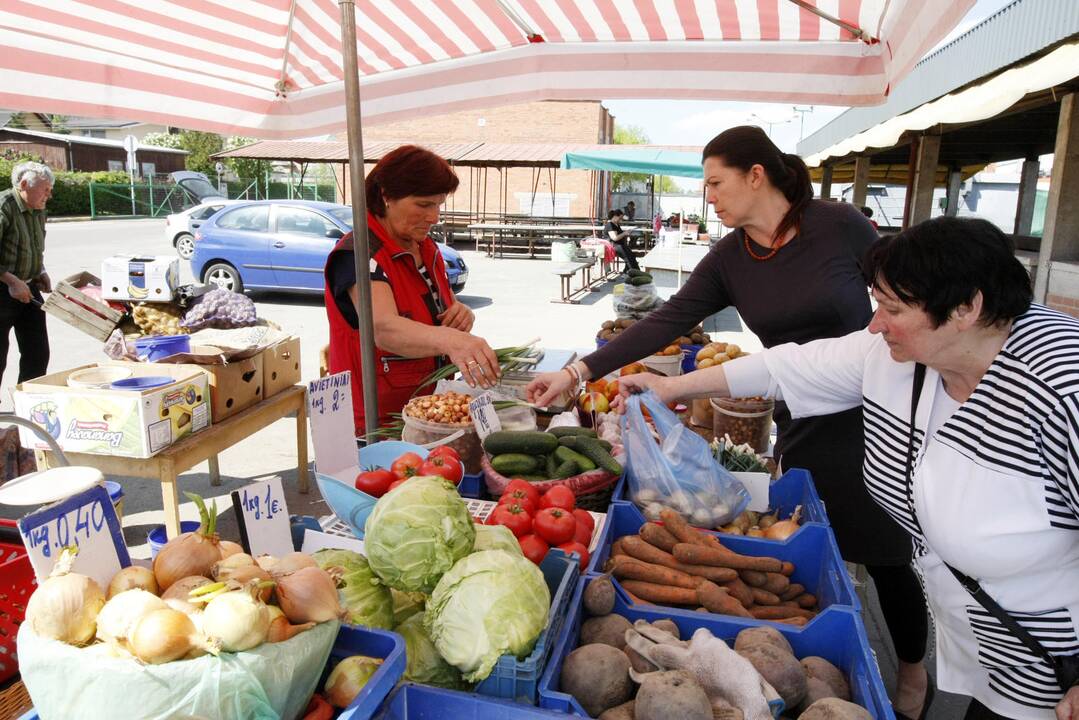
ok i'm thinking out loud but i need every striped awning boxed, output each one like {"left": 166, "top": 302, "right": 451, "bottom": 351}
{"left": 0, "top": 1, "right": 974, "bottom": 139}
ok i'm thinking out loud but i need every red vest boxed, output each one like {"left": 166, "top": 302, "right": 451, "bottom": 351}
{"left": 324, "top": 213, "right": 454, "bottom": 435}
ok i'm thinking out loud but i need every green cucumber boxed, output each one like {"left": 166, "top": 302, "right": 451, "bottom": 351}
{"left": 490, "top": 453, "right": 539, "bottom": 476}
{"left": 553, "top": 459, "right": 579, "bottom": 479}
{"left": 483, "top": 430, "right": 559, "bottom": 456}
{"left": 555, "top": 444, "right": 596, "bottom": 472}
{"left": 521, "top": 474, "right": 549, "bottom": 483}
{"left": 626, "top": 269, "right": 648, "bottom": 278}
{"left": 570, "top": 436, "right": 623, "bottom": 475}
{"left": 545, "top": 453, "right": 559, "bottom": 478}
{"left": 596, "top": 438, "right": 613, "bottom": 452}
{"left": 627, "top": 274, "right": 653, "bottom": 286}
{"left": 547, "top": 426, "right": 597, "bottom": 438}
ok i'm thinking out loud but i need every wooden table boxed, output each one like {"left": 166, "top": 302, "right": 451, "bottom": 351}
{"left": 550, "top": 257, "right": 600, "bottom": 303}
{"left": 34, "top": 385, "right": 309, "bottom": 539}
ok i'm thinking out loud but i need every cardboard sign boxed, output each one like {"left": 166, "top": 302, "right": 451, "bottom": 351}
{"left": 468, "top": 391, "right": 501, "bottom": 441}
{"left": 308, "top": 371, "right": 357, "bottom": 476}
{"left": 17, "top": 484, "right": 129, "bottom": 590}
{"left": 300, "top": 528, "right": 365, "bottom": 555}
{"left": 231, "top": 476, "right": 293, "bottom": 557}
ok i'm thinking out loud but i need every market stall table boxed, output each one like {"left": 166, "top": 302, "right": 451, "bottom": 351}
{"left": 32, "top": 385, "right": 309, "bottom": 540}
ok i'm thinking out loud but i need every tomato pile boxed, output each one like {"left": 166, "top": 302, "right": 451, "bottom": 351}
{"left": 354, "top": 446, "right": 464, "bottom": 498}
{"left": 486, "top": 479, "right": 594, "bottom": 570}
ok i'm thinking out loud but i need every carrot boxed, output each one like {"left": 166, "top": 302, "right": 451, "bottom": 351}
{"left": 751, "top": 588, "right": 781, "bottom": 606}
{"left": 771, "top": 616, "right": 810, "bottom": 627}
{"left": 797, "top": 593, "right": 818, "bottom": 609}
{"left": 749, "top": 605, "right": 817, "bottom": 620}
{"left": 761, "top": 572, "right": 790, "bottom": 595}
{"left": 659, "top": 509, "right": 712, "bottom": 546}
{"left": 621, "top": 536, "right": 737, "bottom": 583}
{"left": 624, "top": 590, "right": 652, "bottom": 606}
{"left": 620, "top": 580, "right": 699, "bottom": 606}
{"left": 610, "top": 556, "right": 701, "bottom": 589}
{"left": 780, "top": 583, "right": 805, "bottom": 601}
{"left": 611, "top": 537, "right": 627, "bottom": 558}
{"left": 697, "top": 580, "right": 752, "bottom": 617}
{"left": 780, "top": 599, "right": 801, "bottom": 608}
{"left": 672, "top": 543, "right": 783, "bottom": 573}
{"left": 780, "top": 561, "right": 796, "bottom": 576}
{"left": 740, "top": 569, "right": 769, "bottom": 587}
{"left": 303, "top": 694, "right": 334, "bottom": 720}
{"left": 722, "top": 577, "right": 754, "bottom": 607}
{"left": 639, "top": 522, "right": 678, "bottom": 552}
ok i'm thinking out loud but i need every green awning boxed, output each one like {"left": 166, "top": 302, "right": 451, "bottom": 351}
{"left": 561, "top": 149, "right": 702, "bottom": 178}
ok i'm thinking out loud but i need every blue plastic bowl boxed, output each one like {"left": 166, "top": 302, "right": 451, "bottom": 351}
{"left": 134, "top": 334, "right": 191, "bottom": 362}
{"left": 110, "top": 375, "right": 175, "bottom": 391}
{"left": 147, "top": 520, "right": 201, "bottom": 558}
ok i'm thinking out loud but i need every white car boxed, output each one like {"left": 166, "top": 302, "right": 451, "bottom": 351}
{"left": 165, "top": 200, "right": 239, "bottom": 260}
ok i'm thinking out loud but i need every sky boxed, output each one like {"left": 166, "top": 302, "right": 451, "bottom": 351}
{"left": 602, "top": 0, "right": 1016, "bottom": 188}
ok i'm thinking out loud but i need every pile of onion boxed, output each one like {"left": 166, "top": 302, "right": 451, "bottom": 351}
{"left": 153, "top": 493, "right": 222, "bottom": 590}
{"left": 25, "top": 550, "right": 105, "bottom": 646}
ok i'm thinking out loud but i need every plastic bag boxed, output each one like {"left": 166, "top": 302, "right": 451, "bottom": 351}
{"left": 621, "top": 391, "right": 749, "bottom": 528}
{"left": 613, "top": 283, "right": 662, "bottom": 319}
{"left": 18, "top": 620, "right": 339, "bottom": 720}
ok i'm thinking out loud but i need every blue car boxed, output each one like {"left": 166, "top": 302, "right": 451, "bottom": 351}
{"left": 190, "top": 200, "right": 468, "bottom": 294}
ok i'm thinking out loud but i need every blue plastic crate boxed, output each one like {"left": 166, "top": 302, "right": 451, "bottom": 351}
{"left": 375, "top": 683, "right": 569, "bottom": 719}
{"left": 596, "top": 338, "right": 700, "bottom": 375}
{"left": 587, "top": 502, "right": 859, "bottom": 622}
{"left": 538, "top": 576, "right": 894, "bottom": 719}
{"left": 473, "top": 548, "right": 580, "bottom": 703}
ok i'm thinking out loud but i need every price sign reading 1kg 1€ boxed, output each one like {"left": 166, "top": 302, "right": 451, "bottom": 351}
{"left": 468, "top": 391, "right": 502, "bottom": 441}
{"left": 231, "top": 476, "right": 293, "bottom": 558}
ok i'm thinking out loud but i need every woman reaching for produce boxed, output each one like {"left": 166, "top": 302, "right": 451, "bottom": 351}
{"left": 325, "top": 145, "right": 499, "bottom": 435}
{"left": 616, "top": 217, "right": 1079, "bottom": 720}
{"left": 527, "top": 125, "right": 931, "bottom": 719}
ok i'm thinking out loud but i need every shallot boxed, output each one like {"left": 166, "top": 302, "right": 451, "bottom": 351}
{"left": 763, "top": 506, "right": 802, "bottom": 541}
{"left": 275, "top": 566, "right": 344, "bottom": 624}
{"left": 266, "top": 605, "right": 315, "bottom": 643}
{"left": 211, "top": 553, "right": 255, "bottom": 580}
{"left": 153, "top": 493, "right": 222, "bottom": 590}
{"left": 25, "top": 549, "right": 106, "bottom": 646}
{"left": 107, "top": 566, "right": 159, "bottom": 598}
{"left": 218, "top": 540, "right": 245, "bottom": 558}
{"left": 325, "top": 656, "right": 383, "bottom": 708}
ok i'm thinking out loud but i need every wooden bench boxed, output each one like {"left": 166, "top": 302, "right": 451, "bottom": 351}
{"left": 550, "top": 258, "right": 598, "bottom": 304}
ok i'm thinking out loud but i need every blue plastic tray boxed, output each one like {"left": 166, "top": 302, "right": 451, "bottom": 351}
{"left": 612, "top": 467, "right": 829, "bottom": 537}
{"left": 539, "top": 576, "right": 894, "bottom": 719}
{"left": 587, "top": 502, "right": 859, "bottom": 622}
{"left": 375, "top": 683, "right": 568, "bottom": 719}
{"left": 474, "top": 548, "right": 580, "bottom": 703}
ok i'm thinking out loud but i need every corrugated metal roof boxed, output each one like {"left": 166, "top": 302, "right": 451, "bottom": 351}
{"left": 798, "top": 0, "right": 1079, "bottom": 158}
{"left": 0, "top": 126, "right": 189, "bottom": 153}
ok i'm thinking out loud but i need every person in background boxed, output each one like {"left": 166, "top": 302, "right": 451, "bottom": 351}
{"left": 324, "top": 145, "right": 498, "bottom": 436}
{"left": 604, "top": 208, "right": 640, "bottom": 272}
{"left": 616, "top": 216, "right": 1079, "bottom": 720}
{"left": 528, "top": 125, "right": 931, "bottom": 720}
{"left": 0, "top": 161, "right": 53, "bottom": 388}
{"left": 862, "top": 205, "right": 879, "bottom": 230}
{"left": 624, "top": 200, "right": 637, "bottom": 221}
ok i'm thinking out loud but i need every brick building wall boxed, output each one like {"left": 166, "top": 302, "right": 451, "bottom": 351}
{"left": 1046, "top": 261, "right": 1079, "bottom": 319}
{"left": 339, "top": 100, "right": 614, "bottom": 219}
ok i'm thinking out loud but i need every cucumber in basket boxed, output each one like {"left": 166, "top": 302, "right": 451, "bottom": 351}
{"left": 483, "top": 431, "right": 559, "bottom": 456}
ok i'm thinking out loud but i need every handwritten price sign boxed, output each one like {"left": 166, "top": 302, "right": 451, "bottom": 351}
{"left": 231, "top": 476, "right": 293, "bottom": 557}
{"left": 468, "top": 392, "right": 502, "bottom": 441}
{"left": 307, "top": 371, "right": 358, "bottom": 477}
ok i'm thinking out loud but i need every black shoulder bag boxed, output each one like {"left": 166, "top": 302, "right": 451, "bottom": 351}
{"left": 906, "top": 363, "right": 1079, "bottom": 693}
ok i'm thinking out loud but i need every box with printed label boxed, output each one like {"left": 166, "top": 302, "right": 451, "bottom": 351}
{"left": 101, "top": 255, "right": 179, "bottom": 302}
{"left": 14, "top": 364, "right": 211, "bottom": 458}
{"left": 179, "top": 355, "right": 263, "bottom": 422}
{"left": 262, "top": 337, "right": 301, "bottom": 399}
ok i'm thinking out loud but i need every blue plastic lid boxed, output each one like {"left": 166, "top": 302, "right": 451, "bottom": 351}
{"left": 134, "top": 334, "right": 190, "bottom": 347}
{"left": 110, "top": 375, "right": 175, "bottom": 391}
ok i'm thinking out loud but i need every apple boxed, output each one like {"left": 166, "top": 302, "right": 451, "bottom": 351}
{"left": 620, "top": 362, "right": 647, "bottom": 376}
{"left": 578, "top": 391, "right": 609, "bottom": 414}
{"left": 585, "top": 379, "right": 608, "bottom": 396}
{"left": 604, "top": 379, "right": 620, "bottom": 401}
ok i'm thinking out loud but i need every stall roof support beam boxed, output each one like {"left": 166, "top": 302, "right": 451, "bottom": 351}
{"left": 909, "top": 134, "right": 942, "bottom": 226}
{"left": 1035, "top": 92, "right": 1079, "bottom": 303}
{"left": 852, "top": 156, "right": 871, "bottom": 208}
{"left": 820, "top": 165, "right": 833, "bottom": 200}
{"left": 944, "top": 169, "right": 963, "bottom": 217}
{"left": 1014, "top": 158, "right": 1041, "bottom": 236}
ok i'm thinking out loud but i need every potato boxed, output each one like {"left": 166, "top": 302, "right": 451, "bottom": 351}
{"left": 635, "top": 671, "right": 712, "bottom": 720}
{"left": 801, "top": 657, "right": 850, "bottom": 701}
{"left": 798, "top": 677, "right": 840, "bottom": 712}
{"left": 625, "top": 644, "right": 658, "bottom": 674}
{"left": 598, "top": 700, "right": 636, "bottom": 720}
{"left": 677, "top": 336, "right": 692, "bottom": 345}
{"left": 650, "top": 618, "right": 680, "bottom": 639}
{"left": 738, "top": 643, "right": 807, "bottom": 708}
{"left": 697, "top": 358, "right": 715, "bottom": 369}
{"left": 690, "top": 333, "right": 705, "bottom": 344}
{"left": 560, "top": 644, "right": 633, "bottom": 717}
{"left": 582, "top": 614, "right": 633, "bottom": 650}
{"left": 798, "top": 698, "right": 872, "bottom": 720}
{"left": 584, "top": 575, "right": 616, "bottom": 617}
{"left": 602, "top": 320, "right": 616, "bottom": 330}
{"left": 696, "top": 346, "right": 717, "bottom": 360}
{"left": 734, "top": 625, "right": 793, "bottom": 656}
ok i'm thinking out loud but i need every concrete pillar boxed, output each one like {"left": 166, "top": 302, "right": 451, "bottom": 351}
{"left": 1014, "top": 157, "right": 1040, "bottom": 235}
{"left": 944, "top": 169, "right": 963, "bottom": 217}
{"left": 852, "top": 156, "right": 870, "bottom": 208}
{"left": 909, "top": 133, "right": 942, "bottom": 225}
{"left": 1034, "top": 92, "right": 1079, "bottom": 303}
{"left": 819, "top": 165, "right": 833, "bottom": 200}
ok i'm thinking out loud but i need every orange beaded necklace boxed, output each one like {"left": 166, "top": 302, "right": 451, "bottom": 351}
{"left": 743, "top": 231, "right": 788, "bottom": 261}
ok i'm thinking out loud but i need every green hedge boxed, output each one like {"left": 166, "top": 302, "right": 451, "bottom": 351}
{"left": 0, "top": 153, "right": 132, "bottom": 216}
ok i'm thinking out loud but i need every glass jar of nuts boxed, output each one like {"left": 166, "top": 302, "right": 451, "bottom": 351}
{"left": 710, "top": 396, "right": 774, "bottom": 454}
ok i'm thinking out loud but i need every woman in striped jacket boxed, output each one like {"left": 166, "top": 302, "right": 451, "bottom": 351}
{"left": 619, "top": 216, "right": 1079, "bottom": 720}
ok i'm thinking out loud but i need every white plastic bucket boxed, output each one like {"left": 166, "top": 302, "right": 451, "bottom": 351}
{"left": 641, "top": 352, "right": 683, "bottom": 377}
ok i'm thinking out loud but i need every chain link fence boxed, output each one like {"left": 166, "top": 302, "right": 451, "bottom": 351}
{"left": 86, "top": 178, "right": 339, "bottom": 219}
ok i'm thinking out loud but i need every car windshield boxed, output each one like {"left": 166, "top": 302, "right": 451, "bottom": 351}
{"left": 328, "top": 207, "right": 353, "bottom": 227}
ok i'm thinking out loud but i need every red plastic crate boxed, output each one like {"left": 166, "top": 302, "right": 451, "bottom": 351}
{"left": 0, "top": 519, "right": 36, "bottom": 684}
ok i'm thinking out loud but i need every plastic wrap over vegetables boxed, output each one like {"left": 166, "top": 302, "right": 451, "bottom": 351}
{"left": 424, "top": 549, "right": 550, "bottom": 683}
{"left": 364, "top": 476, "right": 475, "bottom": 594}
{"left": 181, "top": 288, "right": 258, "bottom": 331}
{"left": 312, "top": 549, "right": 393, "bottom": 629}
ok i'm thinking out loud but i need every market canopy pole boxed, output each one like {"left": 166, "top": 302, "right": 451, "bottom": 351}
{"left": 338, "top": 0, "right": 379, "bottom": 437}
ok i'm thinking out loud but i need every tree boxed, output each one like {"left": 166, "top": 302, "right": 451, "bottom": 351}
{"left": 48, "top": 115, "right": 70, "bottom": 134}
{"left": 223, "top": 136, "right": 266, "bottom": 184}
{"left": 610, "top": 124, "right": 678, "bottom": 193}
{"left": 142, "top": 130, "right": 222, "bottom": 175}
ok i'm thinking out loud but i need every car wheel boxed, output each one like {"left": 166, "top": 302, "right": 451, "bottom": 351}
{"left": 203, "top": 262, "right": 243, "bottom": 293}
{"left": 452, "top": 282, "right": 466, "bottom": 293}
{"left": 175, "top": 233, "right": 195, "bottom": 260}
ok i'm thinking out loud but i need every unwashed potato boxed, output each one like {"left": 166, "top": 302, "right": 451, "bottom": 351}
{"left": 560, "top": 644, "right": 633, "bottom": 717}
{"left": 734, "top": 625, "right": 794, "bottom": 656}
{"left": 635, "top": 671, "right": 712, "bottom": 720}
{"left": 651, "top": 618, "right": 680, "bottom": 640}
{"left": 798, "top": 698, "right": 872, "bottom": 720}
{"left": 581, "top": 614, "right": 632, "bottom": 650}
{"left": 584, "top": 575, "right": 616, "bottom": 617}
{"left": 801, "top": 657, "right": 850, "bottom": 701}
{"left": 738, "top": 643, "right": 807, "bottom": 708}
{"left": 598, "top": 700, "right": 636, "bottom": 720}
{"left": 798, "top": 677, "right": 841, "bottom": 712}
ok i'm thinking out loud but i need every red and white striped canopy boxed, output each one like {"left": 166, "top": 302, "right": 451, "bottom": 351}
{"left": 1, "top": 1, "right": 973, "bottom": 139}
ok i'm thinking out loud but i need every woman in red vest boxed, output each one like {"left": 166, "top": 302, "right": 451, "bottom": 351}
{"left": 324, "top": 145, "right": 499, "bottom": 436}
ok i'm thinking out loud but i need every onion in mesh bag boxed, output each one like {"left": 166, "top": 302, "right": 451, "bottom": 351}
{"left": 181, "top": 288, "right": 258, "bottom": 330}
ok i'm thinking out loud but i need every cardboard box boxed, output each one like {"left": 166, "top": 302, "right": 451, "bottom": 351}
{"left": 181, "top": 355, "right": 264, "bottom": 422}
{"left": 101, "top": 255, "right": 178, "bottom": 302}
{"left": 262, "top": 337, "right": 301, "bottom": 398}
{"left": 14, "top": 363, "right": 211, "bottom": 458}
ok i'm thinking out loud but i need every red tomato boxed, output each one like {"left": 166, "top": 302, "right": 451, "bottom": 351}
{"left": 540, "top": 486, "right": 576, "bottom": 511}
{"left": 557, "top": 541, "right": 590, "bottom": 571}
{"left": 387, "top": 478, "right": 408, "bottom": 492}
{"left": 497, "top": 489, "right": 536, "bottom": 516}
{"left": 533, "top": 508, "right": 576, "bottom": 545}
{"left": 419, "top": 455, "right": 463, "bottom": 485}
{"left": 427, "top": 445, "right": 461, "bottom": 464}
{"left": 517, "top": 534, "right": 549, "bottom": 565}
{"left": 572, "top": 509, "right": 595, "bottom": 532}
{"left": 489, "top": 503, "right": 533, "bottom": 537}
{"left": 354, "top": 467, "right": 396, "bottom": 497}
{"left": 504, "top": 478, "right": 541, "bottom": 508}
{"left": 390, "top": 452, "right": 424, "bottom": 480}
{"left": 573, "top": 519, "right": 592, "bottom": 546}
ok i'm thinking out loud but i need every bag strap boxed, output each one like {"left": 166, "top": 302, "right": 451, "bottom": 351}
{"left": 905, "top": 364, "right": 1065, "bottom": 675}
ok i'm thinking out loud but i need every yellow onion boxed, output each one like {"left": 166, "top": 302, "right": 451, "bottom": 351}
{"left": 218, "top": 540, "right": 245, "bottom": 558}
{"left": 216, "top": 565, "right": 273, "bottom": 602}
{"left": 107, "top": 566, "right": 159, "bottom": 598}
{"left": 25, "top": 550, "right": 106, "bottom": 646}
{"left": 201, "top": 584, "right": 271, "bottom": 652}
{"left": 153, "top": 494, "right": 222, "bottom": 590}
{"left": 96, "top": 589, "right": 167, "bottom": 646}
{"left": 259, "top": 551, "right": 318, "bottom": 577}
{"left": 211, "top": 553, "right": 255, "bottom": 581}
{"left": 266, "top": 605, "right": 315, "bottom": 643}
{"left": 128, "top": 607, "right": 218, "bottom": 664}
{"left": 763, "top": 505, "right": 802, "bottom": 541}
{"left": 275, "top": 566, "right": 344, "bottom": 624}
{"left": 325, "top": 656, "right": 383, "bottom": 708}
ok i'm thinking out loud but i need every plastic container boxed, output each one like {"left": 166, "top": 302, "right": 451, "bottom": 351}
{"left": 109, "top": 375, "right": 175, "bottom": 391}
{"left": 690, "top": 396, "right": 714, "bottom": 428}
{"left": 67, "top": 365, "right": 133, "bottom": 389}
{"left": 323, "top": 625, "right": 406, "bottom": 720}
{"left": 596, "top": 338, "right": 700, "bottom": 375}
{"left": 587, "top": 502, "right": 859, "bottom": 620}
{"left": 0, "top": 519, "right": 36, "bottom": 684}
{"left": 358, "top": 440, "right": 482, "bottom": 499}
{"left": 712, "top": 396, "right": 775, "bottom": 453}
{"left": 375, "top": 684, "right": 569, "bottom": 720}
{"left": 401, "top": 396, "right": 482, "bottom": 474}
{"left": 104, "top": 480, "right": 125, "bottom": 520}
{"left": 639, "top": 350, "right": 683, "bottom": 377}
{"left": 147, "top": 520, "right": 200, "bottom": 558}
{"left": 538, "top": 576, "right": 893, "bottom": 719}
{"left": 134, "top": 334, "right": 191, "bottom": 361}
{"left": 473, "top": 548, "right": 580, "bottom": 703}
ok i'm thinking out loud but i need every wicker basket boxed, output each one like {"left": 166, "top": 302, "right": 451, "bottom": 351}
{"left": 480, "top": 456, "right": 619, "bottom": 511}
{"left": 0, "top": 679, "right": 32, "bottom": 719}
